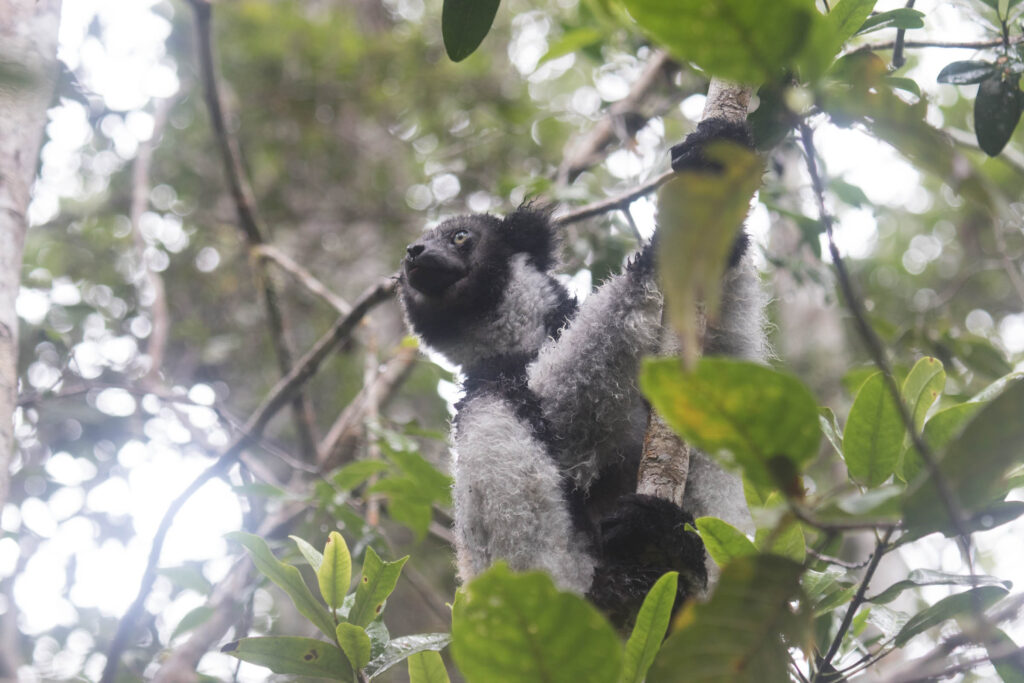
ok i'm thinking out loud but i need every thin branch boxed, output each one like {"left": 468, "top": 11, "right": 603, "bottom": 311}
{"left": 101, "top": 278, "right": 395, "bottom": 682}
{"left": 798, "top": 122, "right": 973, "bottom": 548}
{"left": 806, "top": 547, "right": 874, "bottom": 570}
{"left": 853, "top": 34, "right": 1024, "bottom": 54}
{"left": 554, "top": 170, "right": 674, "bottom": 226}
{"left": 255, "top": 244, "right": 353, "bottom": 315}
{"left": 890, "top": 0, "right": 916, "bottom": 68}
{"left": 815, "top": 528, "right": 894, "bottom": 678}
{"left": 186, "top": 0, "right": 320, "bottom": 462}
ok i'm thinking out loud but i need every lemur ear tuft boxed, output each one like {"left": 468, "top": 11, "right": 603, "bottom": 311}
{"left": 501, "top": 203, "right": 559, "bottom": 271}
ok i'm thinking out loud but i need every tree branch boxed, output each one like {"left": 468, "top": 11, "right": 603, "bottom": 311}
{"left": 186, "top": 0, "right": 320, "bottom": 462}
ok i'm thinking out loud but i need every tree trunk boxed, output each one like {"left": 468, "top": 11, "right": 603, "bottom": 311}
{"left": 0, "top": 0, "right": 62, "bottom": 524}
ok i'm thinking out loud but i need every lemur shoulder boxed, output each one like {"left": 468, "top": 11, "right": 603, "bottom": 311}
{"left": 398, "top": 118, "right": 766, "bottom": 626}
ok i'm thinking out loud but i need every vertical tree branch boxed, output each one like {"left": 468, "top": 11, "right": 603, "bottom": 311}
{"left": 186, "top": 0, "right": 320, "bottom": 462}
{"left": 635, "top": 79, "right": 753, "bottom": 506}
{"left": 0, "top": 0, "right": 62, "bottom": 524}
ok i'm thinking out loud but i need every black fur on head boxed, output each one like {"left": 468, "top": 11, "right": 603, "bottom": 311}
{"left": 398, "top": 204, "right": 565, "bottom": 348}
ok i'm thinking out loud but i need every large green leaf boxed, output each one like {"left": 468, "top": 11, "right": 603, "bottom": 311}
{"left": 857, "top": 8, "right": 925, "bottom": 34}
{"left": 366, "top": 633, "right": 452, "bottom": 679}
{"left": 648, "top": 555, "right": 808, "bottom": 682}
{"left": 901, "top": 402, "right": 981, "bottom": 482}
{"left": 621, "top": 0, "right": 818, "bottom": 84}
{"left": 641, "top": 358, "right": 820, "bottom": 493}
{"left": 621, "top": 572, "right": 678, "bottom": 683}
{"left": 319, "top": 531, "right": 353, "bottom": 610}
{"left": 800, "top": 0, "right": 877, "bottom": 81}
{"left": 408, "top": 650, "right": 451, "bottom": 683}
{"left": 695, "top": 517, "right": 757, "bottom": 567}
{"left": 894, "top": 585, "right": 1008, "bottom": 646}
{"left": 903, "top": 379, "right": 1024, "bottom": 533}
{"left": 336, "top": 623, "right": 372, "bottom": 671}
{"left": 221, "top": 636, "right": 353, "bottom": 681}
{"left": 227, "top": 532, "right": 336, "bottom": 639}
{"left": 451, "top": 565, "right": 622, "bottom": 683}
{"left": 349, "top": 546, "right": 408, "bottom": 627}
{"left": 843, "top": 372, "right": 903, "bottom": 488}
{"left": 656, "top": 143, "right": 763, "bottom": 365}
{"left": 442, "top": 0, "right": 501, "bottom": 62}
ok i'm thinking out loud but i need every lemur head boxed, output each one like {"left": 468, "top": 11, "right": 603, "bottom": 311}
{"left": 399, "top": 205, "right": 576, "bottom": 368}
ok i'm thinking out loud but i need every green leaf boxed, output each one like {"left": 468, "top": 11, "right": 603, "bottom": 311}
{"left": 904, "top": 379, "right": 1024, "bottom": 533}
{"left": 656, "top": 143, "right": 763, "bottom": 365}
{"left": 801, "top": 0, "right": 877, "bottom": 81}
{"left": 803, "top": 568, "right": 857, "bottom": 617}
{"left": 894, "top": 585, "right": 1008, "bottom": 646}
{"left": 221, "top": 636, "right": 353, "bottom": 681}
{"left": 540, "top": 27, "right": 605, "bottom": 65}
{"left": 819, "top": 407, "right": 844, "bottom": 457}
{"left": 349, "top": 547, "right": 408, "bottom": 627}
{"left": 648, "top": 555, "right": 808, "bottom": 683}
{"left": 366, "top": 633, "right": 452, "bottom": 679}
{"left": 366, "top": 618, "right": 391, "bottom": 661}
{"left": 641, "top": 358, "right": 820, "bottom": 494}
{"left": 333, "top": 460, "right": 391, "bottom": 491}
{"left": 442, "top": 0, "right": 501, "bottom": 62}
{"left": 755, "top": 518, "right": 806, "bottom": 563}
{"left": 988, "top": 630, "right": 1024, "bottom": 683}
{"left": 902, "top": 357, "right": 945, "bottom": 433}
{"left": 158, "top": 566, "right": 212, "bottom": 594}
{"left": 695, "top": 517, "right": 757, "bottom": 567}
{"left": 621, "top": 0, "right": 818, "bottom": 84}
{"left": 975, "top": 74, "right": 1024, "bottom": 156}
{"left": 937, "top": 60, "right": 999, "bottom": 85}
{"left": 291, "top": 535, "right": 324, "bottom": 572}
{"left": 408, "top": 650, "right": 451, "bottom": 683}
{"left": 170, "top": 605, "right": 215, "bottom": 642}
{"left": 384, "top": 447, "right": 453, "bottom": 503}
{"left": 227, "top": 532, "right": 336, "bottom": 640}
{"left": 451, "top": 565, "right": 622, "bottom": 683}
{"left": 843, "top": 372, "right": 903, "bottom": 487}
{"left": 886, "top": 76, "right": 921, "bottom": 97}
{"left": 320, "top": 531, "right": 353, "bottom": 610}
{"left": 901, "top": 402, "right": 981, "bottom": 482}
{"left": 336, "top": 623, "right": 372, "bottom": 671}
{"left": 868, "top": 569, "right": 1011, "bottom": 605}
{"left": 856, "top": 8, "right": 925, "bottom": 34}
{"left": 621, "top": 572, "right": 678, "bottom": 683}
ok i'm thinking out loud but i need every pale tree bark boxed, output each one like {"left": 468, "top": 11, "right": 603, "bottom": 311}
{"left": 0, "top": 0, "right": 62, "bottom": 523}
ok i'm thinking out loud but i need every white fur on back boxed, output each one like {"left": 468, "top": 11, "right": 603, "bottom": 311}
{"left": 452, "top": 393, "right": 595, "bottom": 593}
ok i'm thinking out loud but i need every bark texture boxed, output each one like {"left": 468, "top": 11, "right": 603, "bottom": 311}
{"left": 0, "top": 0, "right": 62, "bottom": 524}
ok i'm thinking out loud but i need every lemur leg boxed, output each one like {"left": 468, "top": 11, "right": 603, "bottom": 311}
{"left": 451, "top": 394, "right": 596, "bottom": 592}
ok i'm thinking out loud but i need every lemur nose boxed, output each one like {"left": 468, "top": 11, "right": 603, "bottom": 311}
{"left": 406, "top": 243, "right": 425, "bottom": 258}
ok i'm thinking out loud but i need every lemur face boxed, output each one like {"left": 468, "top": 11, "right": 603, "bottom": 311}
{"left": 402, "top": 214, "right": 503, "bottom": 300}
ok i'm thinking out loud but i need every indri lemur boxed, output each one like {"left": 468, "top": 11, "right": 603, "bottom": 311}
{"left": 398, "top": 119, "right": 766, "bottom": 625}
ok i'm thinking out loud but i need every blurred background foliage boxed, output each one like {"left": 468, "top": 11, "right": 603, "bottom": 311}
{"left": 5, "top": 0, "right": 1024, "bottom": 680}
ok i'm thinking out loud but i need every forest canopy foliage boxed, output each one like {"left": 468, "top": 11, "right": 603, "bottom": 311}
{"left": 2, "top": 0, "right": 1024, "bottom": 681}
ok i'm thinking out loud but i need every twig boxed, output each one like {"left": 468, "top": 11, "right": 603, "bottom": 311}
{"left": 890, "top": 0, "right": 916, "bottom": 69}
{"left": 806, "top": 547, "right": 873, "bottom": 570}
{"left": 101, "top": 278, "right": 395, "bottom": 682}
{"left": 254, "top": 244, "right": 353, "bottom": 315}
{"left": 853, "top": 35, "right": 1024, "bottom": 54}
{"left": 554, "top": 170, "right": 674, "bottom": 226}
{"left": 187, "top": 0, "right": 320, "bottom": 462}
{"left": 815, "top": 528, "right": 894, "bottom": 678}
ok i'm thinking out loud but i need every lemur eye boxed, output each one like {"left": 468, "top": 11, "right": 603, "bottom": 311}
{"left": 452, "top": 230, "right": 470, "bottom": 245}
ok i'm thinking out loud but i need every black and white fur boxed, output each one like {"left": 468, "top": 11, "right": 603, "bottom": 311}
{"left": 398, "top": 120, "right": 766, "bottom": 625}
